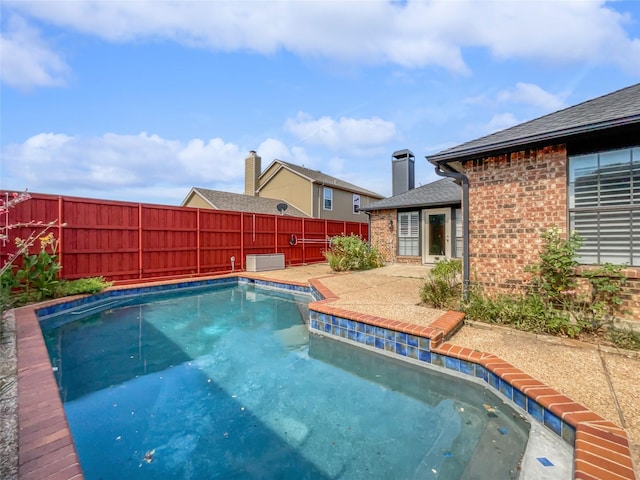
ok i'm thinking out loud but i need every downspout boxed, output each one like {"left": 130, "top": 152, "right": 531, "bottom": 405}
{"left": 431, "top": 161, "right": 470, "bottom": 300}
{"left": 364, "top": 210, "right": 371, "bottom": 244}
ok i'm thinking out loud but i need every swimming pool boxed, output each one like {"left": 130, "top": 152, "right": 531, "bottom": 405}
{"left": 41, "top": 282, "right": 532, "bottom": 479}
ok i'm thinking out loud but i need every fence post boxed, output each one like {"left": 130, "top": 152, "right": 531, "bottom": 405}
{"left": 275, "top": 215, "right": 278, "bottom": 254}
{"left": 302, "top": 217, "right": 305, "bottom": 264}
{"left": 138, "top": 204, "right": 143, "bottom": 280}
{"left": 196, "top": 208, "right": 201, "bottom": 275}
{"left": 57, "top": 196, "right": 64, "bottom": 275}
{"left": 240, "top": 212, "right": 244, "bottom": 270}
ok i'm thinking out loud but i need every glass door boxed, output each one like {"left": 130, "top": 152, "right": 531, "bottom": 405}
{"left": 423, "top": 209, "right": 450, "bottom": 263}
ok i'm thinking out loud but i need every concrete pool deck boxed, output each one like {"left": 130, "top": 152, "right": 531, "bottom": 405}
{"left": 11, "top": 262, "right": 639, "bottom": 479}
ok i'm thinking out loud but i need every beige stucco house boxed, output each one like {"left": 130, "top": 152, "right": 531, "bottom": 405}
{"left": 183, "top": 151, "right": 383, "bottom": 222}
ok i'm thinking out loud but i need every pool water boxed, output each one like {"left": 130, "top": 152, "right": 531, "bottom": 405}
{"left": 42, "top": 283, "right": 530, "bottom": 479}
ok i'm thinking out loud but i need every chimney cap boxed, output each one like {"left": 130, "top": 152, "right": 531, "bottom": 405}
{"left": 392, "top": 149, "right": 414, "bottom": 160}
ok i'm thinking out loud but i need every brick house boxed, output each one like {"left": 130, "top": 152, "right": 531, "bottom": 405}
{"left": 426, "top": 83, "right": 640, "bottom": 322}
{"left": 361, "top": 149, "right": 461, "bottom": 264}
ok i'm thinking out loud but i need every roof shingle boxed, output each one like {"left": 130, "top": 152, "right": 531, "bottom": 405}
{"left": 189, "top": 188, "right": 309, "bottom": 217}
{"left": 274, "top": 161, "right": 384, "bottom": 199}
{"left": 361, "top": 177, "right": 460, "bottom": 211}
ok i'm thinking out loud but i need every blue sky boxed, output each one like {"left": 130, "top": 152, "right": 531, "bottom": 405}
{"left": 1, "top": 1, "right": 639, "bottom": 205}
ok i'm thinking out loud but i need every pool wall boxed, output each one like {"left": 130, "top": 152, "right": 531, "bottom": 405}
{"left": 14, "top": 273, "right": 637, "bottom": 480}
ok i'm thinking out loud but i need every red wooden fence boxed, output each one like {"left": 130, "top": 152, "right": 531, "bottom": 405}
{"left": 1, "top": 192, "right": 368, "bottom": 283}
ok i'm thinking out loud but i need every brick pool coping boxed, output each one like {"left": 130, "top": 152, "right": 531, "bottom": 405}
{"left": 15, "top": 273, "right": 637, "bottom": 480}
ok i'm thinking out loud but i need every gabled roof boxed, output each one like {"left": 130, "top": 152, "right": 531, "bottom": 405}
{"left": 361, "top": 177, "right": 460, "bottom": 211}
{"left": 259, "top": 160, "right": 384, "bottom": 199}
{"left": 185, "top": 188, "right": 309, "bottom": 217}
{"left": 429, "top": 83, "right": 640, "bottom": 164}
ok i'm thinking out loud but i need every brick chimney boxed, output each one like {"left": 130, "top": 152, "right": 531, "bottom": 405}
{"left": 244, "top": 150, "right": 261, "bottom": 196}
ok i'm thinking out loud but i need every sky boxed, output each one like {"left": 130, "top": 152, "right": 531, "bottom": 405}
{"left": 1, "top": 0, "right": 640, "bottom": 206}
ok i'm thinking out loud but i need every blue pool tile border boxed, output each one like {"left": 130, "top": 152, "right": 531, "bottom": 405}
{"left": 308, "top": 309, "right": 576, "bottom": 448}
{"left": 36, "top": 275, "right": 314, "bottom": 320}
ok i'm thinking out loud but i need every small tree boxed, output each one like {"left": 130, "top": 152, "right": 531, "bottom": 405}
{"left": 525, "top": 227, "right": 582, "bottom": 303}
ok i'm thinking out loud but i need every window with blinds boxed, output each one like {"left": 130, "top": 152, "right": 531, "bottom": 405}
{"left": 398, "top": 211, "right": 420, "bottom": 256}
{"left": 568, "top": 146, "right": 639, "bottom": 266}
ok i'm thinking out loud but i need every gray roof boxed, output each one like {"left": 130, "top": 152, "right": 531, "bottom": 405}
{"left": 274, "top": 161, "right": 384, "bottom": 199}
{"left": 361, "top": 177, "right": 460, "bottom": 211}
{"left": 429, "top": 83, "right": 640, "bottom": 164}
{"left": 189, "top": 188, "right": 309, "bottom": 217}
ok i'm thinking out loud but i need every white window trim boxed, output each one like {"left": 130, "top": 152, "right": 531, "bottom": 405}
{"left": 323, "top": 187, "right": 333, "bottom": 211}
{"left": 398, "top": 211, "right": 420, "bottom": 256}
{"left": 353, "top": 194, "right": 361, "bottom": 214}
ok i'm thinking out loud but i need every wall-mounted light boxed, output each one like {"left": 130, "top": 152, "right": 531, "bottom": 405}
{"left": 388, "top": 219, "right": 394, "bottom": 231}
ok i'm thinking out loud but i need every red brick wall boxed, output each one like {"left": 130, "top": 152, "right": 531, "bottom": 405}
{"left": 462, "top": 145, "right": 568, "bottom": 291}
{"left": 461, "top": 143, "right": 639, "bottom": 322}
{"left": 369, "top": 209, "right": 398, "bottom": 263}
{"left": 369, "top": 209, "right": 422, "bottom": 264}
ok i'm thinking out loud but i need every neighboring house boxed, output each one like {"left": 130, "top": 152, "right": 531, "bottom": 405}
{"left": 425, "top": 82, "right": 640, "bottom": 322}
{"left": 182, "top": 188, "right": 310, "bottom": 217}
{"left": 183, "top": 151, "right": 383, "bottom": 222}
{"left": 362, "top": 149, "right": 462, "bottom": 264}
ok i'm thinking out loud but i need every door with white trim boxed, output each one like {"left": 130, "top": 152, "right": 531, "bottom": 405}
{"left": 423, "top": 208, "right": 450, "bottom": 263}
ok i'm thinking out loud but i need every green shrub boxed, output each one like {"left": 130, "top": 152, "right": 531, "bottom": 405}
{"left": 464, "top": 227, "right": 631, "bottom": 345}
{"left": 420, "top": 258, "right": 462, "bottom": 309}
{"left": 323, "top": 234, "right": 384, "bottom": 272}
{"left": 607, "top": 325, "right": 640, "bottom": 350}
{"left": 55, "top": 277, "right": 113, "bottom": 296}
{"left": 13, "top": 233, "right": 62, "bottom": 303}
{"left": 525, "top": 227, "right": 581, "bottom": 303}
{"left": 463, "top": 290, "right": 580, "bottom": 337}
{"left": 577, "top": 263, "right": 628, "bottom": 331}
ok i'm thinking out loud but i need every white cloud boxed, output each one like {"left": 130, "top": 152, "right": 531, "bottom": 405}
{"left": 0, "top": 15, "right": 70, "bottom": 89}
{"left": 497, "top": 83, "right": 566, "bottom": 111}
{"left": 2, "top": 132, "right": 247, "bottom": 203}
{"left": 4, "top": 0, "right": 638, "bottom": 77}
{"left": 467, "top": 1, "right": 640, "bottom": 74}
{"left": 285, "top": 112, "right": 397, "bottom": 155}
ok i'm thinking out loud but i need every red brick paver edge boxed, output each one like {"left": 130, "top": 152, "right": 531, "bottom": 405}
{"left": 15, "top": 304, "right": 84, "bottom": 480}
